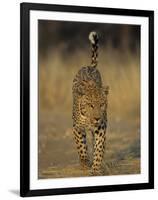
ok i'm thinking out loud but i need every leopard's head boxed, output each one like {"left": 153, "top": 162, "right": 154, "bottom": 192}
{"left": 79, "top": 86, "right": 108, "bottom": 126}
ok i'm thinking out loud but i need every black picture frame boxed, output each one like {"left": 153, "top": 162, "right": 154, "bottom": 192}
{"left": 20, "top": 2, "right": 154, "bottom": 197}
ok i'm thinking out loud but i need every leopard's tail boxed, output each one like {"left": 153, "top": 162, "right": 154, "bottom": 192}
{"left": 89, "top": 31, "right": 99, "bottom": 68}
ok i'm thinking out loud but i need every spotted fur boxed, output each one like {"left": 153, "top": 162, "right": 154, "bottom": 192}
{"left": 72, "top": 32, "right": 109, "bottom": 175}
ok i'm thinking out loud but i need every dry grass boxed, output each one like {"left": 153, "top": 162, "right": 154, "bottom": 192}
{"left": 38, "top": 46, "right": 140, "bottom": 178}
{"left": 39, "top": 46, "right": 140, "bottom": 120}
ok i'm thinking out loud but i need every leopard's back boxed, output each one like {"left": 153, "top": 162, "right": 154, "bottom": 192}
{"left": 72, "top": 66, "right": 102, "bottom": 95}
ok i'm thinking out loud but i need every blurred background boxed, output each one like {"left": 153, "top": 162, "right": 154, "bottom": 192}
{"left": 38, "top": 20, "right": 140, "bottom": 178}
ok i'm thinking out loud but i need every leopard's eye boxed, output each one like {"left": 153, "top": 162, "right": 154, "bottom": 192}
{"left": 90, "top": 104, "right": 94, "bottom": 109}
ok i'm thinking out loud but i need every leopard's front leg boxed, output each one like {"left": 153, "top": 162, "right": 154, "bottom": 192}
{"left": 73, "top": 125, "right": 90, "bottom": 168}
{"left": 91, "top": 122, "right": 106, "bottom": 175}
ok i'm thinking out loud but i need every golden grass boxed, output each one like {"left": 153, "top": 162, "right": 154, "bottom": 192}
{"left": 39, "top": 46, "right": 140, "bottom": 121}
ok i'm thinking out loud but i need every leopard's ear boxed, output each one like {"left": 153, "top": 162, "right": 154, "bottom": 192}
{"left": 102, "top": 86, "right": 109, "bottom": 96}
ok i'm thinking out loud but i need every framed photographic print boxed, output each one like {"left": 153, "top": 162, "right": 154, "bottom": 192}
{"left": 20, "top": 2, "right": 154, "bottom": 197}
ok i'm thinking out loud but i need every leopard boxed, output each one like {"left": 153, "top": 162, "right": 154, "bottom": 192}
{"left": 72, "top": 31, "right": 109, "bottom": 175}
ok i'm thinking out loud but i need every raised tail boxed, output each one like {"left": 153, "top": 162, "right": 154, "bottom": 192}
{"left": 89, "top": 31, "right": 99, "bottom": 67}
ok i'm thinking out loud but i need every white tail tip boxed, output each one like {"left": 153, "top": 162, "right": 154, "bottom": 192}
{"left": 89, "top": 31, "right": 98, "bottom": 44}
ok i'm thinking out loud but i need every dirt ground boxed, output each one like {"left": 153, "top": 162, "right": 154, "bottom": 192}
{"left": 38, "top": 111, "right": 140, "bottom": 179}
